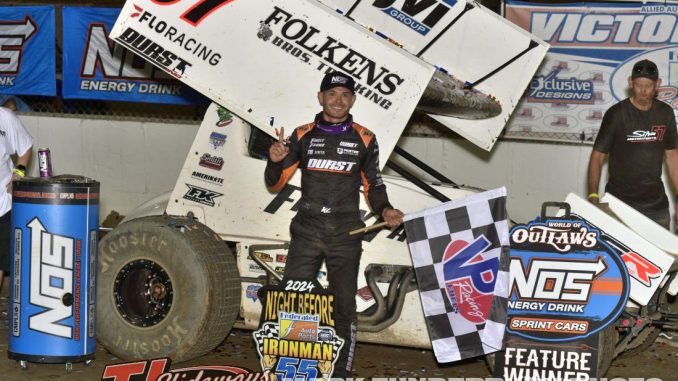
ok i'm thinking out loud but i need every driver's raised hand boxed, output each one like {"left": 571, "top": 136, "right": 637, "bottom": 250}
{"left": 269, "top": 127, "right": 289, "bottom": 163}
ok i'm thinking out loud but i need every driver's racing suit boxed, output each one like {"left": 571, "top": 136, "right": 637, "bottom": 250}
{"left": 264, "top": 115, "right": 393, "bottom": 377}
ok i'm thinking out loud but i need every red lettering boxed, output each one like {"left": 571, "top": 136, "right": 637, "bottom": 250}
{"left": 152, "top": 0, "right": 238, "bottom": 26}
{"left": 102, "top": 359, "right": 171, "bottom": 381}
{"left": 622, "top": 252, "right": 662, "bottom": 287}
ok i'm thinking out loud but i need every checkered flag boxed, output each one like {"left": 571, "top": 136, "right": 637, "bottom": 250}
{"left": 404, "top": 187, "right": 510, "bottom": 363}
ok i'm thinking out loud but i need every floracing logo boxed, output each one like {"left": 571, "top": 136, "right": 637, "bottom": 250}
{"left": 131, "top": 6, "right": 222, "bottom": 65}
{"left": 183, "top": 184, "right": 223, "bottom": 206}
{"left": 27, "top": 218, "right": 77, "bottom": 339}
{"left": 372, "top": 0, "right": 458, "bottom": 36}
{"left": 507, "top": 217, "right": 629, "bottom": 341}
{"left": 101, "top": 358, "right": 269, "bottom": 381}
{"left": 527, "top": 70, "right": 594, "bottom": 104}
{"left": 199, "top": 153, "right": 224, "bottom": 170}
{"left": 0, "top": 16, "right": 37, "bottom": 83}
{"left": 443, "top": 235, "right": 498, "bottom": 324}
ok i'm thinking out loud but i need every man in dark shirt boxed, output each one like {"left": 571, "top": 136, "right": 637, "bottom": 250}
{"left": 587, "top": 59, "right": 678, "bottom": 229}
{"left": 265, "top": 71, "right": 404, "bottom": 378}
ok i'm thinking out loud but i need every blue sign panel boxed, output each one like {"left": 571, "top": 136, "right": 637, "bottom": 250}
{"left": 62, "top": 7, "right": 206, "bottom": 105}
{"left": 0, "top": 6, "right": 56, "bottom": 96}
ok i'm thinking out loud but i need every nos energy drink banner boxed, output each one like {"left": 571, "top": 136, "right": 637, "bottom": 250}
{"left": 62, "top": 7, "right": 205, "bottom": 105}
{"left": 0, "top": 6, "right": 55, "bottom": 96}
{"left": 505, "top": 1, "right": 678, "bottom": 142}
{"left": 9, "top": 178, "right": 99, "bottom": 362}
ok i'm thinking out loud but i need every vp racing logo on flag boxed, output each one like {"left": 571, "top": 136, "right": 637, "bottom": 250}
{"left": 527, "top": 70, "right": 594, "bottom": 105}
{"left": 0, "top": 16, "right": 37, "bottom": 84}
{"left": 443, "top": 235, "right": 498, "bottom": 324}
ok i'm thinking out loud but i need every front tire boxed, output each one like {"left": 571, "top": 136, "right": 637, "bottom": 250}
{"left": 97, "top": 216, "right": 240, "bottom": 362}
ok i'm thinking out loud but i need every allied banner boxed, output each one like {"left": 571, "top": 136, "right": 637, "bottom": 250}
{"left": 0, "top": 6, "right": 55, "bottom": 96}
{"left": 505, "top": 1, "right": 678, "bottom": 142}
{"left": 62, "top": 7, "right": 204, "bottom": 104}
{"left": 403, "top": 187, "right": 510, "bottom": 363}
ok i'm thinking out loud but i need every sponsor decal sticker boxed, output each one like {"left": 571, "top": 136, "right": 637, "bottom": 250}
{"left": 209, "top": 132, "right": 227, "bottom": 149}
{"left": 246, "top": 284, "right": 262, "bottom": 302}
{"left": 182, "top": 184, "right": 223, "bottom": 207}
{"left": 198, "top": 153, "right": 224, "bottom": 170}
{"left": 372, "top": 0, "right": 458, "bottom": 36}
{"left": 190, "top": 170, "right": 224, "bottom": 186}
{"left": 216, "top": 106, "right": 233, "bottom": 126}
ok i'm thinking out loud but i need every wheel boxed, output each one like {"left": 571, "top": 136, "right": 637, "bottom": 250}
{"left": 19, "top": 360, "right": 27, "bottom": 370}
{"left": 97, "top": 216, "right": 241, "bottom": 362}
{"left": 597, "top": 324, "right": 617, "bottom": 377}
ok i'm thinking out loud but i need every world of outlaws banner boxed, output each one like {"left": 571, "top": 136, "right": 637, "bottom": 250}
{"left": 505, "top": 1, "right": 678, "bottom": 142}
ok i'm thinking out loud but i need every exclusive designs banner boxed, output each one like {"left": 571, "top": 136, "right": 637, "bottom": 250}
{"left": 0, "top": 6, "right": 55, "bottom": 96}
{"left": 403, "top": 187, "right": 510, "bottom": 363}
{"left": 505, "top": 1, "right": 678, "bottom": 142}
{"left": 62, "top": 7, "right": 204, "bottom": 104}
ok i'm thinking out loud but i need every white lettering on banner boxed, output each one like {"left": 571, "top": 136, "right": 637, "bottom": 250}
{"left": 81, "top": 24, "right": 171, "bottom": 80}
{"left": 510, "top": 257, "right": 606, "bottom": 302}
{"left": 0, "top": 17, "right": 37, "bottom": 74}
{"left": 80, "top": 80, "right": 137, "bottom": 92}
{"left": 531, "top": 11, "right": 678, "bottom": 44}
{"left": 28, "top": 218, "right": 74, "bottom": 338}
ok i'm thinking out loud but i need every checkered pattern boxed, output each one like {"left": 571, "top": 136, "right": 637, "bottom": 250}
{"left": 404, "top": 187, "right": 510, "bottom": 363}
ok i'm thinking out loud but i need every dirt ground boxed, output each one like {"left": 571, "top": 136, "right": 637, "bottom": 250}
{"left": 1, "top": 280, "right": 677, "bottom": 381}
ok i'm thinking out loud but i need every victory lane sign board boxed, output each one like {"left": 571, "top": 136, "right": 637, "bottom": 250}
{"left": 254, "top": 278, "right": 343, "bottom": 381}
{"left": 494, "top": 213, "right": 630, "bottom": 380}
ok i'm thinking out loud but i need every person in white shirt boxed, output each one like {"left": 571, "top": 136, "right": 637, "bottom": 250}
{"left": 0, "top": 104, "right": 32, "bottom": 292}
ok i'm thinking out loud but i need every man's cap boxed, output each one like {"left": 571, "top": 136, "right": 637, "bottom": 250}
{"left": 320, "top": 71, "right": 355, "bottom": 93}
{"left": 631, "top": 59, "right": 659, "bottom": 81}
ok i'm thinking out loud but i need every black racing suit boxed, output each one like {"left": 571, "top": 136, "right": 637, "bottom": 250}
{"left": 264, "top": 115, "right": 392, "bottom": 378}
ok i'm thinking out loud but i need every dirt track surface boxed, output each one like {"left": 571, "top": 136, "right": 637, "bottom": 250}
{"left": 1, "top": 286, "right": 677, "bottom": 381}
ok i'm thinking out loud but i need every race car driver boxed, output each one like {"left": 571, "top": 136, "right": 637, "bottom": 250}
{"left": 264, "top": 71, "right": 404, "bottom": 378}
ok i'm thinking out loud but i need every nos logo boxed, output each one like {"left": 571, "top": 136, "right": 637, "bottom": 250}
{"left": 443, "top": 235, "right": 497, "bottom": 324}
{"left": 0, "top": 17, "right": 37, "bottom": 76}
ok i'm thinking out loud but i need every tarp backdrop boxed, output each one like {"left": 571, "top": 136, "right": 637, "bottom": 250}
{"left": 0, "top": 6, "right": 55, "bottom": 96}
{"left": 505, "top": 1, "right": 678, "bottom": 143}
{"left": 62, "top": 7, "right": 205, "bottom": 105}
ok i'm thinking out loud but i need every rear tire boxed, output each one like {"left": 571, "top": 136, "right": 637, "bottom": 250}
{"left": 97, "top": 216, "right": 240, "bottom": 362}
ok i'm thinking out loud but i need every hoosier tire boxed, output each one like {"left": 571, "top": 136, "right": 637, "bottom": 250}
{"left": 97, "top": 216, "right": 240, "bottom": 362}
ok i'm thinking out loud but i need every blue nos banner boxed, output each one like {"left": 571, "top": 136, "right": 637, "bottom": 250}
{"left": 62, "top": 7, "right": 205, "bottom": 105}
{"left": 0, "top": 6, "right": 56, "bottom": 96}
